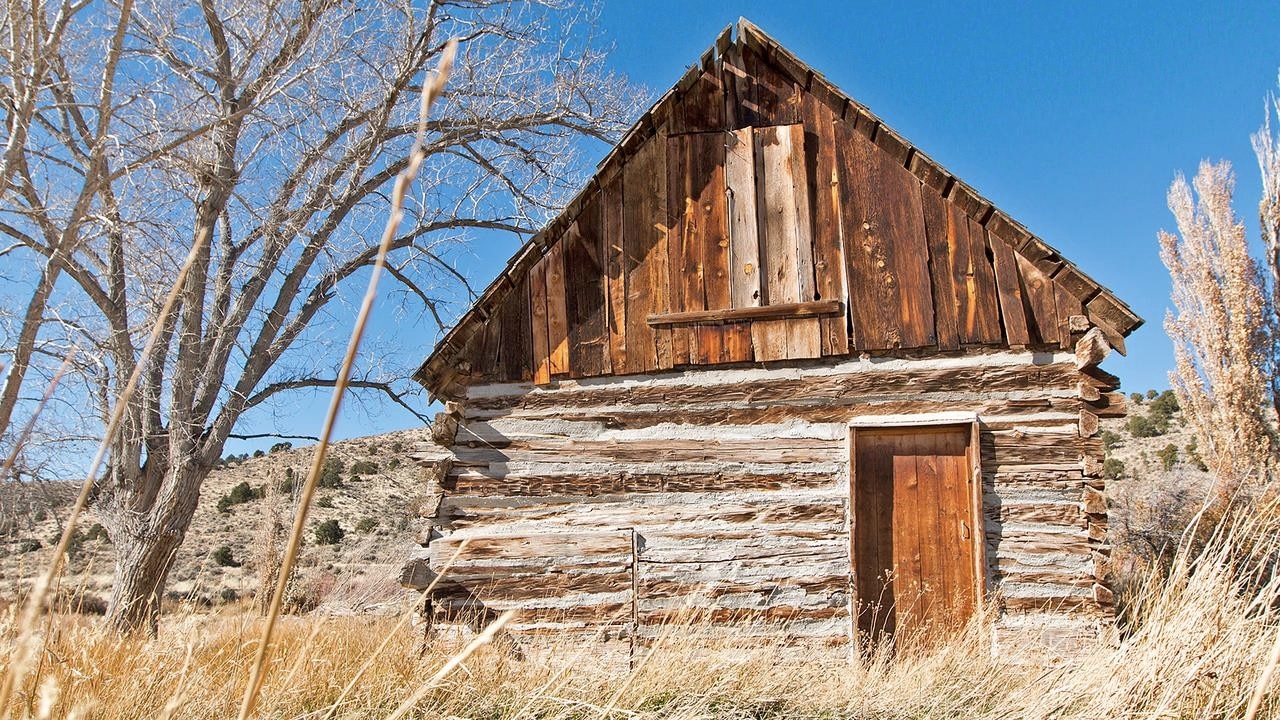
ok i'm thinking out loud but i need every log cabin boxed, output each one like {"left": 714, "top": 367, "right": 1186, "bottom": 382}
{"left": 401, "top": 19, "right": 1141, "bottom": 658}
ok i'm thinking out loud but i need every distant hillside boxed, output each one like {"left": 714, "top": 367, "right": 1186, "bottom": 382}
{"left": 0, "top": 428, "right": 433, "bottom": 613}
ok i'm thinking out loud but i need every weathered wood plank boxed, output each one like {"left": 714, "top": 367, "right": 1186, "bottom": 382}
{"left": 922, "top": 187, "right": 961, "bottom": 351}
{"left": 836, "top": 118, "right": 936, "bottom": 350}
{"left": 802, "top": 92, "right": 851, "bottom": 355}
{"left": 755, "top": 125, "right": 809, "bottom": 304}
{"left": 725, "top": 127, "right": 762, "bottom": 308}
{"left": 1015, "top": 253, "right": 1059, "bottom": 346}
{"left": 565, "top": 198, "right": 608, "bottom": 378}
{"left": 990, "top": 232, "right": 1031, "bottom": 347}
{"left": 529, "top": 255, "right": 551, "bottom": 385}
{"left": 622, "top": 135, "right": 669, "bottom": 374}
{"left": 497, "top": 276, "right": 533, "bottom": 382}
{"left": 545, "top": 237, "right": 570, "bottom": 376}
{"left": 648, "top": 300, "right": 843, "bottom": 326}
{"left": 603, "top": 173, "right": 626, "bottom": 374}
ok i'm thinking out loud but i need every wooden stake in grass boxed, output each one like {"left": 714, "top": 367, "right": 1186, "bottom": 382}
{"left": 235, "top": 39, "right": 458, "bottom": 720}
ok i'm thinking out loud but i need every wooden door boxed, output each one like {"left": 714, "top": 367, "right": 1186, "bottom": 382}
{"left": 852, "top": 425, "right": 979, "bottom": 647}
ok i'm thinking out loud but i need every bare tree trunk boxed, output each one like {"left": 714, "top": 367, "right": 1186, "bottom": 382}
{"left": 101, "top": 454, "right": 208, "bottom": 633}
{"left": 104, "top": 521, "right": 184, "bottom": 634}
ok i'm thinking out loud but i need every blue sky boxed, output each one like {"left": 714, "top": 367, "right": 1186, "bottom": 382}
{"left": 231, "top": 1, "right": 1280, "bottom": 451}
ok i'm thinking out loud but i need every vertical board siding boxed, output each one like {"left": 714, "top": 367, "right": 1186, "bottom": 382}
{"left": 802, "top": 92, "right": 851, "bottom": 356}
{"left": 603, "top": 173, "right": 627, "bottom": 374}
{"left": 991, "top": 233, "right": 1032, "bottom": 347}
{"left": 446, "top": 43, "right": 1110, "bottom": 389}
{"left": 725, "top": 127, "right": 762, "bottom": 308}
{"left": 836, "top": 121, "right": 936, "bottom": 350}
{"left": 621, "top": 136, "right": 668, "bottom": 374}
{"left": 497, "top": 275, "right": 532, "bottom": 382}
{"left": 529, "top": 256, "right": 551, "bottom": 385}
{"left": 545, "top": 239, "right": 570, "bottom": 376}
{"left": 565, "top": 195, "right": 608, "bottom": 378}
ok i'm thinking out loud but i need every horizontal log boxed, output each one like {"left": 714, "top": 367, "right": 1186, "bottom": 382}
{"left": 646, "top": 300, "right": 845, "bottom": 326}
{"left": 465, "top": 353, "right": 1078, "bottom": 412}
{"left": 445, "top": 469, "right": 839, "bottom": 496}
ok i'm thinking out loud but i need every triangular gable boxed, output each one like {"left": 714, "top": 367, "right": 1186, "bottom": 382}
{"left": 415, "top": 19, "right": 1141, "bottom": 400}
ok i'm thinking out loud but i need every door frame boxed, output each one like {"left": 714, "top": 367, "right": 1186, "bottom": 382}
{"left": 846, "top": 412, "right": 987, "bottom": 651}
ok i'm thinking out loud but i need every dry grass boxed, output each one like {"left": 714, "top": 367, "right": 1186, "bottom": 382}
{"left": 2, "top": 511, "right": 1278, "bottom": 719}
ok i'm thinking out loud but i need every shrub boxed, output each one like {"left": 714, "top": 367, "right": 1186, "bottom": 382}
{"left": 1126, "top": 415, "right": 1163, "bottom": 438}
{"left": 350, "top": 460, "right": 378, "bottom": 475}
{"left": 85, "top": 523, "right": 110, "bottom": 542}
{"left": 1101, "top": 430, "right": 1122, "bottom": 452}
{"left": 1130, "top": 392, "right": 1144, "bottom": 404}
{"left": 1158, "top": 443, "right": 1179, "bottom": 471}
{"left": 390, "top": 440, "right": 404, "bottom": 453}
{"left": 252, "top": 449, "right": 265, "bottom": 458}
{"left": 269, "top": 441, "right": 293, "bottom": 453}
{"left": 219, "top": 588, "right": 239, "bottom": 604}
{"left": 318, "top": 459, "right": 344, "bottom": 488}
{"left": 1148, "top": 390, "right": 1180, "bottom": 431}
{"left": 218, "top": 481, "right": 264, "bottom": 512}
{"left": 317, "top": 495, "right": 335, "bottom": 509}
{"left": 1103, "top": 458, "right": 1126, "bottom": 480}
{"left": 211, "top": 545, "right": 240, "bottom": 567}
{"left": 387, "top": 458, "right": 400, "bottom": 471}
{"left": 315, "top": 519, "right": 345, "bottom": 545}
{"left": 1185, "top": 440, "right": 1209, "bottom": 472}
{"left": 356, "top": 517, "right": 377, "bottom": 534}
{"left": 1146, "top": 388, "right": 1159, "bottom": 400}
{"left": 17, "top": 538, "right": 42, "bottom": 553}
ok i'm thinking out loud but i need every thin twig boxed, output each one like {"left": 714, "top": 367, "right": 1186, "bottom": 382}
{"left": 0, "top": 348, "right": 76, "bottom": 482}
{"left": 234, "top": 39, "right": 457, "bottom": 720}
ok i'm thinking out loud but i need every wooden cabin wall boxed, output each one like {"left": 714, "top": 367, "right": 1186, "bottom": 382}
{"left": 417, "top": 350, "right": 1121, "bottom": 653}
{"left": 435, "top": 37, "right": 1119, "bottom": 398}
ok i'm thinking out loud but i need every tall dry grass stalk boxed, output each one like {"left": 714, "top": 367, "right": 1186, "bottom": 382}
{"left": 3, "top": 510, "right": 1279, "bottom": 719}
{"left": 235, "top": 40, "right": 458, "bottom": 720}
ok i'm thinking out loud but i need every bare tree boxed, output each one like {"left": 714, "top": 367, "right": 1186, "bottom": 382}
{"left": 1158, "top": 99, "right": 1280, "bottom": 487}
{"left": 0, "top": 0, "right": 637, "bottom": 632}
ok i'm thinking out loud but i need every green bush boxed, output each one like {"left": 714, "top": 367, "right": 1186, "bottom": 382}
{"left": 1126, "top": 416, "right": 1163, "bottom": 438}
{"left": 1130, "top": 392, "right": 1144, "bottom": 404}
{"left": 1103, "top": 458, "right": 1126, "bottom": 480}
{"left": 315, "top": 520, "right": 344, "bottom": 545}
{"left": 269, "top": 441, "right": 293, "bottom": 453}
{"left": 17, "top": 538, "right": 42, "bottom": 553}
{"left": 252, "top": 449, "right": 265, "bottom": 458}
{"left": 1186, "top": 439, "right": 1209, "bottom": 471}
{"left": 387, "top": 458, "right": 400, "bottom": 471}
{"left": 211, "top": 545, "right": 240, "bottom": 567}
{"left": 390, "top": 441, "right": 404, "bottom": 453}
{"left": 317, "top": 495, "right": 335, "bottom": 509}
{"left": 1100, "top": 430, "right": 1122, "bottom": 452}
{"left": 1157, "top": 443, "right": 1179, "bottom": 471}
{"left": 85, "top": 523, "right": 110, "bottom": 542}
{"left": 318, "top": 459, "right": 344, "bottom": 488}
{"left": 356, "top": 517, "right": 378, "bottom": 534}
{"left": 350, "top": 460, "right": 378, "bottom": 475}
{"left": 218, "top": 481, "right": 264, "bottom": 512}
{"left": 1148, "top": 390, "right": 1180, "bottom": 431}
{"left": 1146, "top": 388, "right": 1159, "bottom": 400}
